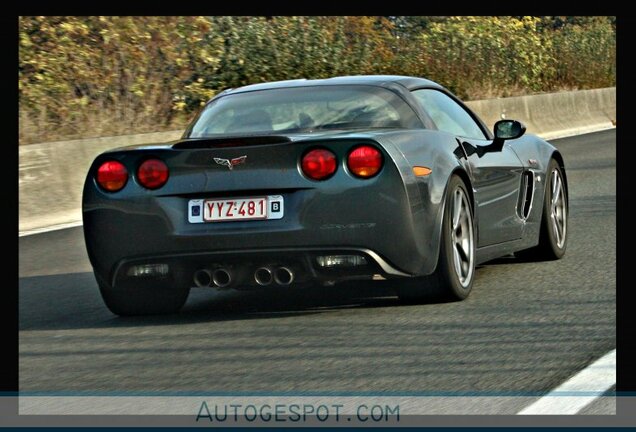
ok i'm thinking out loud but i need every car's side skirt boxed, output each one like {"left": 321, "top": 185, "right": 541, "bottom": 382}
{"left": 476, "top": 237, "right": 537, "bottom": 265}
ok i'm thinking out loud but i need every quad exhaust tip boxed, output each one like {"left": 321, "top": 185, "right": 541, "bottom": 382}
{"left": 212, "top": 268, "right": 232, "bottom": 288}
{"left": 274, "top": 267, "right": 294, "bottom": 286}
{"left": 193, "top": 269, "right": 212, "bottom": 287}
{"left": 194, "top": 268, "right": 233, "bottom": 288}
{"left": 254, "top": 267, "right": 273, "bottom": 286}
{"left": 199, "top": 266, "right": 293, "bottom": 288}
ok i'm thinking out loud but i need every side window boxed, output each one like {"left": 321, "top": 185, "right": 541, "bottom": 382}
{"left": 412, "top": 89, "right": 487, "bottom": 140}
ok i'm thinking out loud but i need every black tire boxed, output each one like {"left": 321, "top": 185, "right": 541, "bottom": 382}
{"left": 96, "top": 272, "right": 190, "bottom": 316}
{"left": 397, "top": 175, "right": 476, "bottom": 303}
{"left": 516, "top": 159, "right": 568, "bottom": 261}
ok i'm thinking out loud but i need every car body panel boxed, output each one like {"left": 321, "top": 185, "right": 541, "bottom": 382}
{"left": 83, "top": 75, "right": 565, "bottom": 292}
{"left": 460, "top": 137, "right": 526, "bottom": 246}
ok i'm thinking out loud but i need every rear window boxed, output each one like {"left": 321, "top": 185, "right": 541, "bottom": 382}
{"left": 187, "top": 85, "right": 422, "bottom": 137}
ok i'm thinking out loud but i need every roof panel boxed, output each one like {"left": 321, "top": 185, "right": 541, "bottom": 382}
{"left": 224, "top": 75, "right": 444, "bottom": 94}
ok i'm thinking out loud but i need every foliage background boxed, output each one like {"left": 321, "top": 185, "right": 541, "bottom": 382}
{"left": 19, "top": 16, "right": 616, "bottom": 144}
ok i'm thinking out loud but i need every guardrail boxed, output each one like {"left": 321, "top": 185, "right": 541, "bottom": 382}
{"left": 19, "top": 87, "right": 615, "bottom": 234}
{"left": 465, "top": 87, "right": 616, "bottom": 141}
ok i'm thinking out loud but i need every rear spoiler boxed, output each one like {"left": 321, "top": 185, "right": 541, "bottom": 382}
{"left": 172, "top": 135, "right": 291, "bottom": 149}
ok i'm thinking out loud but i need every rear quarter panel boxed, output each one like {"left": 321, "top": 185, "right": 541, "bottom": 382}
{"left": 508, "top": 133, "right": 564, "bottom": 248}
{"left": 373, "top": 129, "right": 469, "bottom": 274}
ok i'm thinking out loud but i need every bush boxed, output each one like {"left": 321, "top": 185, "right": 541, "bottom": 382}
{"left": 412, "top": 16, "right": 554, "bottom": 99}
{"left": 19, "top": 16, "right": 222, "bottom": 142}
{"left": 18, "top": 16, "right": 615, "bottom": 144}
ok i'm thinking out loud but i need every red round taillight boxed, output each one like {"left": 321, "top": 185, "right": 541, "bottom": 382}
{"left": 137, "top": 159, "right": 169, "bottom": 190}
{"left": 301, "top": 148, "right": 337, "bottom": 180}
{"left": 96, "top": 160, "right": 128, "bottom": 192}
{"left": 347, "top": 145, "right": 383, "bottom": 178}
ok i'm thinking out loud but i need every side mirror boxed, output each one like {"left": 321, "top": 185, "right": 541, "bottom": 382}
{"left": 494, "top": 120, "right": 526, "bottom": 141}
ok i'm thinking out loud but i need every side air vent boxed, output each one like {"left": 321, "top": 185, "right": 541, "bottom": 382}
{"left": 172, "top": 135, "right": 291, "bottom": 149}
{"left": 518, "top": 171, "right": 535, "bottom": 219}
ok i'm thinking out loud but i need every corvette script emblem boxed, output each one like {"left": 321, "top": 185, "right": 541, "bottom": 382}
{"left": 213, "top": 156, "right": 247, "bottom": 170}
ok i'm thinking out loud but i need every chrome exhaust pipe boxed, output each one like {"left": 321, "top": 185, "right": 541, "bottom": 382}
{"left": 274, "top": 267, "right": 294, "bottom": 286}
{"left": 254, "top": 267, "right": 273, "bottom": 286}
{"left": 193, "top": 269, "right": 212, "bottom": 287}
{"left": 212, "top": 268, "right": 232, "bottom": 288}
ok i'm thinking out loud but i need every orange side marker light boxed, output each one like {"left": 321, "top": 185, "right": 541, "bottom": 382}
{"left": 413, "top": 166, "right": 432, "bottom": 176}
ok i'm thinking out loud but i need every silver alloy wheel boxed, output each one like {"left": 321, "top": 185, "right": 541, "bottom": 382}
{"left": 450, "top": 187, "right": 474, "bottom": 288}
{"left": 550, "top": 168, "right": 567, "bottom": 249}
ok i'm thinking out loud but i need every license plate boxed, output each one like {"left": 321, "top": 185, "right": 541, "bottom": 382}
{"left": 188, "top": 195, "right": 284, "bottom": 223}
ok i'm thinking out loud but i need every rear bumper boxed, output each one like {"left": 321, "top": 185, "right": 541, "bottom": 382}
{"left": 109, "top": 247, "right": 410, "bottom": 290}
{"left": 82, "top": 186, "right": 431, "bottom": 287}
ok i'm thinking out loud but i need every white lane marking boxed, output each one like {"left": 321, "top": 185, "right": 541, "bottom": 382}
{"left": 18, "top": 220, "right": 83, "bottom": 237}
{"left": 540, "top": 124, "right": 615, "bottom": 141}
{"left": 517, "top": 348, "right": 616, "bottom": 415}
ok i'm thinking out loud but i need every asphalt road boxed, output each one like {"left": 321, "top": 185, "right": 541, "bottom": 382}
{"left": 18, "top": 130, "right": 616, "bottom": 414}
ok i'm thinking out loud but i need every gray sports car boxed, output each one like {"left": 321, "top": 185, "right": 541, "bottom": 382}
{"left": 82, "top": 75, "right": 568, "bottom": 316}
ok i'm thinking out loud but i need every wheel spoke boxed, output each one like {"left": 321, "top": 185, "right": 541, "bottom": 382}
{"left": 456, "top": 238, "right": 469, "bottom": 263}
{"left": 453, "top": 244, "right": 463, "bottom": 275}
{"left": 452, "top": 191, "right": 462, "bottom": 230}
{"left": 449, "top": 187, "right": 474, "bottom": 287}
{"left": 549, "top": 168, "right": 567, "bottom": 249}
{"left": 552, "top": 171, "right": 561, "bottom": 206}
{"left": 554, "top": 216, "right": 563, "bottom": 241}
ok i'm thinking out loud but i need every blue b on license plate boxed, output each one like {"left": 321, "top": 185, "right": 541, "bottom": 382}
{"left": 188, "top": 195, "right": 284, "bottom": 223}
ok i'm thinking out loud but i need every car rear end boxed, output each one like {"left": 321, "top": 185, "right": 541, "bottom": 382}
{"left": 82, "top": 134, "right": 430, "bottom": 292}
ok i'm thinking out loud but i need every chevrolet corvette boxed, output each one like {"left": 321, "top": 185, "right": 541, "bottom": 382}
{"left": 82, "top": 75, "right": 568, "bottom": 315}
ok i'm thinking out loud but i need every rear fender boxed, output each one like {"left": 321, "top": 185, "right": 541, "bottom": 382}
{"left": 508, "top": 134, "right": 567, "bottom": 247}
{"left": 373, "top": 131, "right": 467, "bottom": 275}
